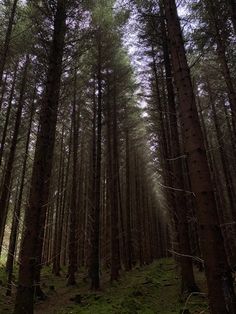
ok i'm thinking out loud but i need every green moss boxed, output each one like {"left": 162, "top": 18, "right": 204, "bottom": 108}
{"left": 58, "top": 259, "right": 208, "bottom": 314}
{"left": 0, "top": 258, "right": 209, "bottom": 313}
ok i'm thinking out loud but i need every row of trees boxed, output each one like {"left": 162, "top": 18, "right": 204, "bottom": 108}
{"left": 1, "top": 0, "right": 236, "bottom": 313}
{"left": 0, "top": 0, "right": 167, "bottom": 313}
{"left": 129, "top": 0, "right": 236, "bottom": 313}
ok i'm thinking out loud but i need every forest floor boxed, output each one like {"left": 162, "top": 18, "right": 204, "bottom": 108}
{"left": 0, "top": 258, "right": 209, "bottom": 313}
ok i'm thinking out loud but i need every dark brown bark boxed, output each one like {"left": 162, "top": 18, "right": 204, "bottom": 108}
{"left": 14, "top": 1, "right": 67, "bottom": 312}
{"left": 125, "top": 128, "right": 132, "bottom": 270}
{"left": 228, "top": 0, "right": 236, "bottom": 34}
{"left": 160, "top": 7, "right": 198, "bottom": 293}
{"left": 208, "top": 82, "right": 236, "bottom": 220}
{"left": 110, "top": 78, "right": 120, "bottom": 281}
{"left": 67, "top": 70, "right": 79, "bottom": 285}
{"left": 163, "top": 0, "right": 236, "bottom": 312}
{"left": 0, "top": 0, "right": 18, "bottom": 86}
{"left": 206, "top": 0, "right": 236, "bottom": 136}
{"left": 0, "top": 62, "right": 18, "bottom": 168}
{"left": 0, "top": 56, "right": 29, "bottom": 248}
{"left": 5, "top": 87, "right": 35, "bottom": 296}
{"left": 52, "top": 129, "right": 65, "bottom": 276}
{"left": 89, "top": 35, "right": 102, "bottom": 289}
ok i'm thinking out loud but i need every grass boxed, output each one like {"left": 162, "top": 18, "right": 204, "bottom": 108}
{"left": 0, "top": 258, "right": 209, "bottom": 314}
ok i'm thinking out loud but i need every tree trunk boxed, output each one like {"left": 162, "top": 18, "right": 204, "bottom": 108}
{"left": 206, "top": 0, "right": 236, "bottom": 136}
{"left": 163, "top": 0, "right": 236, "bottom": 312}
{"left": 125, "top": 128, "right": 132, "bottom": 271}
{"left": 14, "top": 1, "right": 67, "bottom": 312}
{"left": 89, "top": 35, "right": 102, "bottom": 289}
{"left": 0, "top": 0, "right": 18, "bottom": 87}
{"left": 67, "top": 70, "right": 79, "bottom": 285}
{"left": 110, "top": 78, "right": 120, "bottom": 281}
{"left": 0, "top": 62, "right": 18, "bottom": 168}
{"left": 0, "top": 56, "right": 29, "bottom": 249}
{"left": 160, "top": 7, "right": 198, "bottom": 293}
{"left": 0, "top": 72, "right": 9, "bottom": 112}
{"left": 228, "top": 0, "right": 236, "bottom": 34}
{"left": 5, "top": 86, "right": 35, "bottom": 296}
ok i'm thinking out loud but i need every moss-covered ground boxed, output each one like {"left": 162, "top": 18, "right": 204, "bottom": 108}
{"left": 0, "top": 258, "right": 209, "bottom": 313}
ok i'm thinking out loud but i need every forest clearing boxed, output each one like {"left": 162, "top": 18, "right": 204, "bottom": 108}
{"left": 0, "top": 0, "right": 236, "bottom": 313}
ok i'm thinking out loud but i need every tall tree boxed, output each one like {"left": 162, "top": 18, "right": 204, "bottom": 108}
{"left": 163, "top": 0, "right": 236, "bottom": 312}
{"left": 0, "top": 0, "right": 18, "bottom": 86}
{"left": 14, "top": 1, "right": 68, "bottom": 312}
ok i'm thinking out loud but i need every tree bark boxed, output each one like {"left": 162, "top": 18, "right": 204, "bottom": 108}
{"left": 163, "top": 0, "right": 236, "bottom": 312}
{"left": 89, "top": 34, "right": 102, "bottom": 289}
{"left": 0, "top": 0, "right": 18, "bottom": 87}
{"left": 228, "top": 0, "right": 236, "bottom": 34}
{"left": 160, "top": 7, "right": 198, "bottom": 293}
{"left": 5, "top": 85, "right": 35, "bottom": 296}
{"left": 0, "top": 62, "right": 18, "bottom": 168}
{"left": 14, "top": 1, "right": 67, "bottom": 312}
{"left": 0, "top": 56, "right": 29, "bottom": 249}
{"left": 67, "top": 70, "right": 80, "bottom": 285}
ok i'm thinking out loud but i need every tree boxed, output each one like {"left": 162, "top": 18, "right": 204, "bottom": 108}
{"left": 0, "top": 0, "right": 19, "bottom": 87}
{"left": 163, "top": 0, "right": 236, "bottom": 312}
{"left": 14, "top": 1, "right": 68, "bottom": 312}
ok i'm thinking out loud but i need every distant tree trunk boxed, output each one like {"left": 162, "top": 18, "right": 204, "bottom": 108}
{"left": 0, "top": 62, "right": 18, "bottom": 168}
{"left": 60, "top": 126, "right": 72, "bottom": 267}
{"left": 0, "top": 0, "right": 18, "bottom": 87}
{"left": 52, "top": 128, "right": 64, "bottom": 276}
{"left": 222, "top": 103, "right": 236, "bottom": 164}
{"left": 206, "top": 0, "right": 236, "bottom": 135}
{"left": 89, "top": 34, "right": 102, "bottom": 289}
{"left": 0, "top": 72, "right": 9, "bottom": 112}
{"left": 208, "top": 81, "right": 236, "bottom": 221}
{"left": 228, "top": 0, "right": 236, "bottom": 34}
{"left": 110, "top": 78, "right": 120, "bottom": 281}
{"left": 67, "top": 70, "right": 79, "bottom": 285}
{"left": 125, "top": 128, "right": 132, "bottom": 271}
{"left": 134, "top": 153, "right": 144, "bottom": 266}
{"left": 0, "top": 56, "right": 29, "bottom": 250}
{"left": 14, "top": 1, "right": 67, "bottom": 312}
{"left": 163, "top": 0, "right": 236, "bottom": 312}
{"left": 5, "top": 87, "right": 35, "bottom": 296}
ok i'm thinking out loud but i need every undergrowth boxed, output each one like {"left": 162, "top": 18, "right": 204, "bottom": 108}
{"left": 0, "top": 258, "right": 209, "bottom": 313}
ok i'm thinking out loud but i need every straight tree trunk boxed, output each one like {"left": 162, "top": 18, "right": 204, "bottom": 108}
{"left": 110, "top": 79, "right": 120, "bottom": 281}
{"left": 0, "top": 0, "right": 18, "bottom": 87}
{"left": 89, "top": 35, "right": 102, "bottom": 289}
{"left": 14, "top": 1, "right": 67, "bottom": 312}
{"left": 160, "top": 7, "right": 198, "bottom": 293}
{"left": 0, "top": 56, "right": 29, "bottom": 249}
{"left": 125, "top": 128, "right": 132, "bottom": 271}
{"left": 67, "top": 70, "right": 79, "bottom": 285}
{"left": 228, "top": 0, "right": 236, "bottom": 34}
{"left": 208, "top": 82, "right": 236, "bottom": 221}
{"left": 5, "top": 87, "right": 35, "bottom": 296}
{"left": 206, "top": 0, "right": 236, "bottom": 136}
{"left": 52, "top": 128, "right": 65, "bottom": 275}
{"left": 0, "top": 62, "right": 18, "bottom": 168}
{"left": 163, "top": 0, "right": 236, "bottom": 312}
